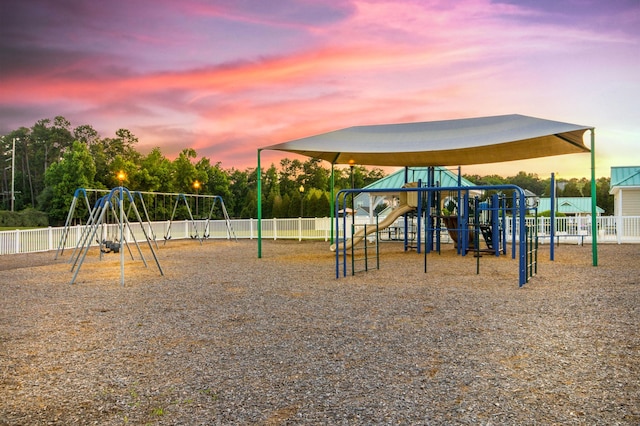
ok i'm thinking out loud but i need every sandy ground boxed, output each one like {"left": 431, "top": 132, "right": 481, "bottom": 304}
{"left": 0, "top": 239, "right": 638, "bottom": 425}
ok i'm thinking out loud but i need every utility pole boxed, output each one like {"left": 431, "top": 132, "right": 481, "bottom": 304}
{"left": 11, "top": 138, "right": 16, "bottom": 212}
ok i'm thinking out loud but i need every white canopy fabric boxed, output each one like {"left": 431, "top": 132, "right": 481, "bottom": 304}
{"left": 263, "top": 114, "right": 592, "bottom": 167}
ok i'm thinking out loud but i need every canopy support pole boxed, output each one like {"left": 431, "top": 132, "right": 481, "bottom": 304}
{"left": 257, "top": 149, "right": 262, "bottom": 258}
{"left": 330, "top": 164, "right": 335, "bottom": 244}
{"left": 590, "top": 129, "right": 598, "bottom": 266}
{"left": 550, "top": 172, "right": 556, "bottom": 261}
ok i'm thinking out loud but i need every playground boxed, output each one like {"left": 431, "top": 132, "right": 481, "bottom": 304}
{"left": 1, "top": 239, "right": 638, "bottom": 424}
{"left": 3, "top": 114, "right": 636, "bottom": 424}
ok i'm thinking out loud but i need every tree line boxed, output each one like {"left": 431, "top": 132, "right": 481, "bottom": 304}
{"left": 1, "top": 117, "right": 613, "bottom": 226}
{"left": 1, "top": 117, "right": 385, "bottom": 225}
{"left": 463, "top": 172, "right": 613, "bottom": 215}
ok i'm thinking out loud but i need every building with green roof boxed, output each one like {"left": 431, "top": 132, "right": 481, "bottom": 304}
{"left": 353, "top": 167, "right": 475, "bottom": 216}
{"left": 537, "top": 197, "right": 604, "bottom": 216}
{"left": 610, "top": 166, "right": 640, "bottom": 216}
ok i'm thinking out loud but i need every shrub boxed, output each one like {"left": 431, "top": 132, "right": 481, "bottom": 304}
{"left": 0, "top": 208, "right": 49, "bottom": 228}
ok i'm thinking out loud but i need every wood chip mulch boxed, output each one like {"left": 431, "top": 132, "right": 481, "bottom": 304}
{"left": 1, "top": 239, "right": 638, "bottom": 425}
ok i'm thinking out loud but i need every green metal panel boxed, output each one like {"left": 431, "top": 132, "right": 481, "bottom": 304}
{"left": 537, "top": 197, "right": 604, "bottom": 214}
{"left": 611, "top": 166, "right": 640, "bottom": 187}
{"left": 363, "top": 166, "right": 474, "bottom": 191}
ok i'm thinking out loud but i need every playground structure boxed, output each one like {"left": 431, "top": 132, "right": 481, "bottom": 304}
{"left": 330, "top": 182, "right": 418, "bottom": 252}
{"left": 56, "top": 187, "right": 236, "bottom": 285}
{"left": 334, "top": 178, "right": 539, "bottom": 287}
{"left": 332, "top": 179, "right": 506, "bottom": 254}
{"left": 257, "top": 114, "right": 598, "bottom": 281}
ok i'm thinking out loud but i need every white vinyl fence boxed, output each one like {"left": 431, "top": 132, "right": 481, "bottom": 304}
{"left": 1, "top": 216, "right": 639, "bottom": 255}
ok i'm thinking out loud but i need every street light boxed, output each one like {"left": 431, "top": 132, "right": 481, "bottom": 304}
{"left": 299, "top": 184, "right": 304, "bottom": 218}
{"left": 348, "top": 159, "right": 355, "bottom": 213}
{"left": 116, "top": 170, "right": 127, "bottom": 219}
{"left": 348, "top": 159, "right": 355, "bottom": 187}
{"left": 193, "top": 180, "right": 200, "bottom": 216}
{"left": 116, "top": 170, "right": 126, "bottom": 286}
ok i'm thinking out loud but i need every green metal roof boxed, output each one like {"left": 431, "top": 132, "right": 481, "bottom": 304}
{"left": 363, "top": 166, "right": 474, "bottom": 190}
{"left": 353, "top": 167, "right": 475, "bottom": 210}
{"left": 537, "top": 197, "right": 604, "bottom": 214}
{"left": 611, "top": 166, "right": 640, "bottom": 187}
{"left": 352, "top": 167, "right": 474, "bottom": 211}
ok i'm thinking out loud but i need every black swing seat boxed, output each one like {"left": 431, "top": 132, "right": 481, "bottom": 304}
{"left": 100, "top": 240, "right": 121, "bottom": 253}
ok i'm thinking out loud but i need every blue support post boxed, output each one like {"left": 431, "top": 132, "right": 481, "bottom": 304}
{"left": 511, "top": 192, "right": 517, "bottom": 260}
{"left": 501, "top": 196, "right": 507, "bottom": 255}
{"left": 491, "top": 193, "right": 500, "bottom": 256}
{"left": 461, "top": 191, "right": 469, "bottom": 256}
{"left": 427, "top": 167, "right": 434, "bottom": 253}
{"left": 404, "top": 167, "right": 409, "bottom": 252}
{"left": 518, "top": 190, "right": 527, "bottom": 287}
{"left": 416, "top": 179, "right": 422, "bottom": 254}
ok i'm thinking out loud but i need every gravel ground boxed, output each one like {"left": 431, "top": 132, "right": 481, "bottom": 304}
{"left": 0, "top": 239, "right": 638, "bottom": 425}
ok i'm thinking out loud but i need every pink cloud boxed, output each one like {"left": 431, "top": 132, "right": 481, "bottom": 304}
{"left": 1, "top": 0, "right": 638, "bottom": 177}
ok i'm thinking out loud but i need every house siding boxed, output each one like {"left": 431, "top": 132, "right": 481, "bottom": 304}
{"left": 610, "top": 167, "right": 640, "bottom": 217}
{"left": 622, "top": 188, "right": 640, "bottom": 216}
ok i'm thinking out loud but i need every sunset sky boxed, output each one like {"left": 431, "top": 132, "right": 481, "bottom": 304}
{"left": 1, "top": 0, "right": 638, "bottom": 178}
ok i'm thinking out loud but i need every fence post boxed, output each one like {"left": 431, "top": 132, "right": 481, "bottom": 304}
{"left": 325, "top": 218, "right": 329, "bottom": 241}
{"left": 616, "top": 215, "right": 622, "bottom": 244}
{"left": 15, "top": 229, "right": 20, "bottom": 254}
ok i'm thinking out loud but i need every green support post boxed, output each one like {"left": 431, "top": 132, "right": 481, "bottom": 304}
{"left": 257, "top": 149, "right": 262, "bottom": 258}
{"left": 590, "top": 129, "right": 598, "bottom": 266}
{"left": 330, "top": 164, "right": 335, "bottom": 244}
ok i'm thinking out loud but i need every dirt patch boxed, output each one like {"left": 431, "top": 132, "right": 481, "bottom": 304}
{"left": 1, "top": 240, "right": 638, "bottom": 424}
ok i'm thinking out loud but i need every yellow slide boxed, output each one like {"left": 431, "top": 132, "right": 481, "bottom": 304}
{"left": 330, "top": 204, "right": 415, "bottom": 252}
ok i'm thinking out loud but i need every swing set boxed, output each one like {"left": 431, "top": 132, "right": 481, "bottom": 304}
{"left": 162, "top": 193, "right": 236, "bottom": 244}
{"left": 55, "top": 187, "right": 236, "bottom": 285}
{"left": 59, "top": 186, "right": 164, "bottom": 285}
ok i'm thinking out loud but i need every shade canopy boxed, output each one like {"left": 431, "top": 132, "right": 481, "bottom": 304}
{"left": 263, "top": 114, "right": 592, "bottom": 167}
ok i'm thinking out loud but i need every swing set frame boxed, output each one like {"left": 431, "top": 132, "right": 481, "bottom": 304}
{"left": 60, "top": 186, "right": 163, "bottom": 285}
{"left": 56, "top": 188, "right": 236, "bottom": 285}
{"left": 162, "top": 193, "right": 236, "bottom": 244}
